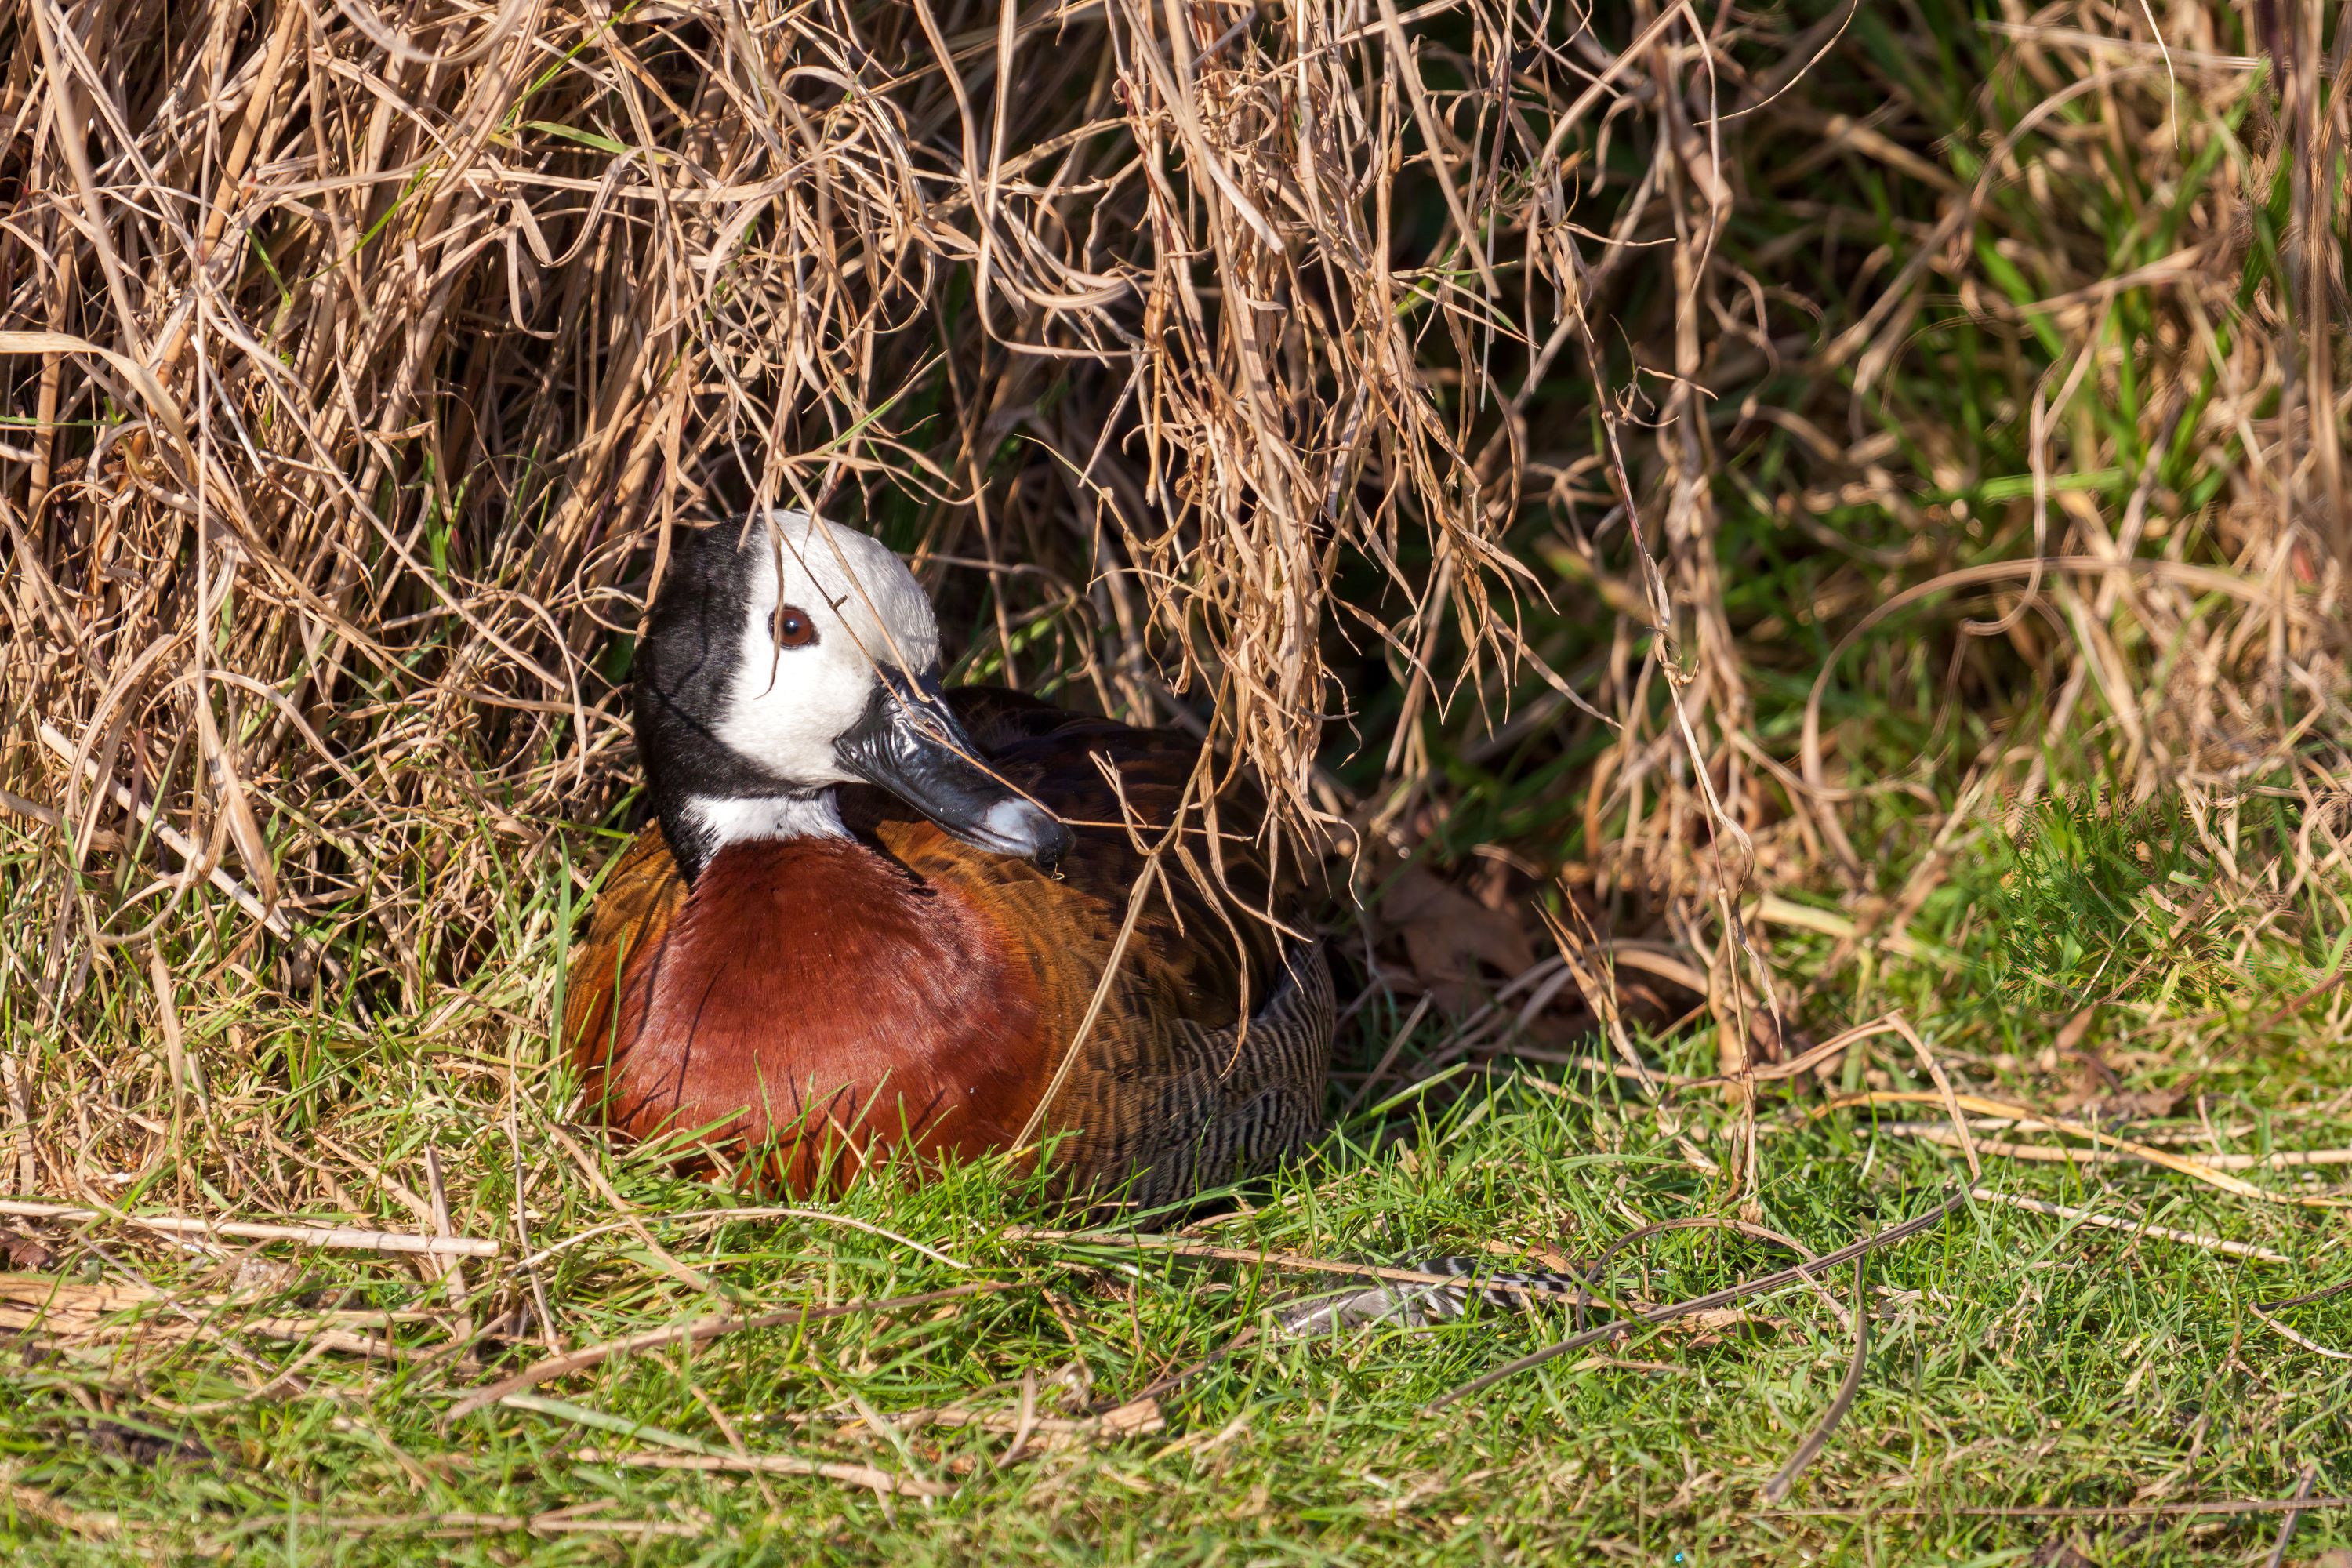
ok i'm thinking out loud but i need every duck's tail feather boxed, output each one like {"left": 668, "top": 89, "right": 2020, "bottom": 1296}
{"left": 1270, "top": 1256, "right": 1590, "bottom": 1338}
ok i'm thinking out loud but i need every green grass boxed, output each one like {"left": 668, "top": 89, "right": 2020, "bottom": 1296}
{"left": 3, "top": 818, "right": 2350, "bottom": 1566}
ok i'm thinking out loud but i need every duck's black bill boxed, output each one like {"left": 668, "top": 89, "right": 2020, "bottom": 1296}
{"left": 835, "top": 667, "right": 1073, "bottom": 869}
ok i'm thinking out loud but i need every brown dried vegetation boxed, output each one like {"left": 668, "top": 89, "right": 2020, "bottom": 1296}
{"left": 0, "top": 0, "right": 2343, "bottom": 1238}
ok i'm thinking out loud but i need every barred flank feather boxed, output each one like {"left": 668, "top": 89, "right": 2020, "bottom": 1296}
{"left": 1082, "top": 941, "right": 1336, "bottom": 1209}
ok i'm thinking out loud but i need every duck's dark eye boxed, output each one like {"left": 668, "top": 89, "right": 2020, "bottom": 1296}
{"left": 774, "top": 604, "right": 818, "bottom": 648}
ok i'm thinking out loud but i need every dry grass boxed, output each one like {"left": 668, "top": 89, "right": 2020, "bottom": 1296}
{"left": 0, "top": 0, "right": 2349, "bottom": 1557}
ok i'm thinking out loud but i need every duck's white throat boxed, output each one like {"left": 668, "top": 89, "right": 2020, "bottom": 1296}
{"left": 681, "top": 791, "right": 847, "bottom": 852}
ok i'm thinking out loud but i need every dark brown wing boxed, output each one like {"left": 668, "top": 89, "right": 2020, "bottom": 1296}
{"left": 563, "top": 825, "right": 686, "bottom": 1088}
{"left": 958, "top": 685, "right": 1308, "bottom": 1011}
{"left": 851, "top": 687, "right": 1333, "bottom": 1198}
{"left": 837, "top": 685, "right": 1301, "bottom": 1025}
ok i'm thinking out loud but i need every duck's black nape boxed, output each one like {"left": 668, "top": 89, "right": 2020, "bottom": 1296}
{"left": 633, "top": 525, "right": 797, "bottom": 882}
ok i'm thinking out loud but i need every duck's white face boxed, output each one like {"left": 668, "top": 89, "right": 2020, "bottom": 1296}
{"left": 710, "top": 516, "right": 942, "bottom": 789}
{"left": 636, "top": 512, "right": 1069, "bottom": 879}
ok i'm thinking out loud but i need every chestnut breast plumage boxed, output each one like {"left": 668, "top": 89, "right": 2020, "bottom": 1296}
{"left": 563, "top": 514, "right": 1333, "bottom": 1201}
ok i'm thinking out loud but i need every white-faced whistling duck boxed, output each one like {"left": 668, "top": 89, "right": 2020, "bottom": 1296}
{"left": 563, "top": 513, "right": 1334, "bottom": 1203}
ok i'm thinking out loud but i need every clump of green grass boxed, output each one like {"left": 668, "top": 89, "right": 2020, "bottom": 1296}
{"left": 1974, "top": 797, "right": 2242, "bottom": 1018}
